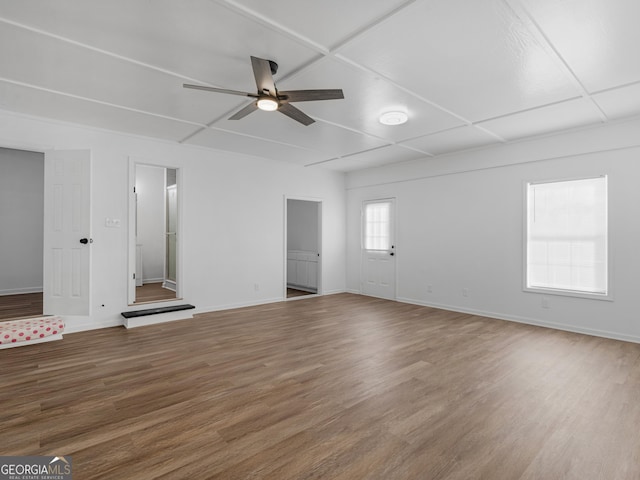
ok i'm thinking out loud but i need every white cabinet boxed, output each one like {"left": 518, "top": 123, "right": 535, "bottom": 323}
{"left": 287, "top": 250, "right": 318, "bottom": 292}
{"left": 287, "top": 257, "right": 297, "bottom": 286}
{"left": 307, "top": 261, "right": 318, "bottom": 289}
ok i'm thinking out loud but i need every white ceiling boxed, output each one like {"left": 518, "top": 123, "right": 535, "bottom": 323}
{"left": 1, "top": 0, "right": 638, "bottom": 171}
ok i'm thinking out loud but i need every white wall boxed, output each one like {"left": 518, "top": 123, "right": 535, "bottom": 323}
{"left": 287, "top": 199, "right": 318, "bottom": 252}
{"left": 0, "top": 147, "right": 43, "bottom": 294}
{"left": 0, "top": 110, "right": 346, "bottom": 332}
{"left": 135, "top": 164, "right": 165, "bottom": 282}
{"left": 346, "top": 117, "right": 640, "bottom": 343}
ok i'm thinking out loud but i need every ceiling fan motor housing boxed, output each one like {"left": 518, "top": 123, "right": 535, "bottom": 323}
{"left": 268, "top": 60, "right": 278, "bottom": 76}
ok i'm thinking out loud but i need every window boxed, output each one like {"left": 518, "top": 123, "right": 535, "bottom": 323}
{"left": 364, "top": 201, "right": 392, "bottom": 250}
{"left": 526, "top": 176, "right": 608, "bottom": 297}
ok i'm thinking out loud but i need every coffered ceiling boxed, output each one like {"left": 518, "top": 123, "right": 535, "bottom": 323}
{"left": 0, "top": 0, "right": 638, "bottom": 171}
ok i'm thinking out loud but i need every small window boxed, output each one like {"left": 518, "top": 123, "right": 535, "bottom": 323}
{"left": 364, "top": 201, "right": 392, "bottom": 250}
{"left": 526, "top": 176, "right": 608, "bottom": 297}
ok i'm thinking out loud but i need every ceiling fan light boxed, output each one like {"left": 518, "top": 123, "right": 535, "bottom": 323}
{"left": 257, "top": 97, "right": 279, "bottom": 111}
{"left": 379, "top": 111, "right": 408, "bottom": 125}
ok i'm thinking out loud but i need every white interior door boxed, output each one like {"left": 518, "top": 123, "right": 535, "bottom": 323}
{"left": 128, "top": 160, "right": 136, "bottom": 304}
{"left": 43, "top": 150, "right": 91, "bottom": 316}
{"left": 362, "top": 199, "right": 396, "bottom": 300}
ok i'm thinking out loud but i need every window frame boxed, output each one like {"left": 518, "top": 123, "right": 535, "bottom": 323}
{"left": 523, "top": 175, "right": 612, "bottom": 301}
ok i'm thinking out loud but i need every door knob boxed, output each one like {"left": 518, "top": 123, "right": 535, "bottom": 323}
{"left": 79, "top": 238, "right": 92, "bottom": 244}
{"left": 390, "top": 252, "right": 395, "bottom": 256}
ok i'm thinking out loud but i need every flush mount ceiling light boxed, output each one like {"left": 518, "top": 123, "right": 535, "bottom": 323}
{"left": 379, "top": 111, "right": 408, "bottom": 125}
{"left": 257, "top": 97, "right": 279, "bottom": 111}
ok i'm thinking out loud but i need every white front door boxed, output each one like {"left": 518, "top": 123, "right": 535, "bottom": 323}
{"left": 361, "top": 199, "right": 396, "bottom": 300}
{"left": 43, "top": 150, "right": 91, "bottom": 316}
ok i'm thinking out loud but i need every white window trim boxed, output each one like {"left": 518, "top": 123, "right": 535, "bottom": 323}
{"left": 522, "top": 175, "right": 613, "bottom": 302}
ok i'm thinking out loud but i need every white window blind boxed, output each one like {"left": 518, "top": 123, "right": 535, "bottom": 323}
{"left": 364, "top": 201, "right": 391, "bottom": 250}
{"left": 526, "top": 176, "right": 608, "bottom": 295}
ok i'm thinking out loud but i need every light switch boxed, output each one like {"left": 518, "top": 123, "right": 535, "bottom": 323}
{"left": 105, "top": 218, "right": 121, "bottom": 228}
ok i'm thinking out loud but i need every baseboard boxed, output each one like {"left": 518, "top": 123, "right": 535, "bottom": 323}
{"left": 142, "top": 278, "right": 164, "bottom": 284}
{"left": 162, "top": 280, "right": 176, "bottom": 291}
{"left": 320, "top": 289, "right": 348, "bottom": 296}
{"left": 32, "top": 291, "right": 347, "bottom": 335}
{"left": 0, "top": 287, "right": 43, "bottom": 296}
{"left": 62, "top": 315, "right": 122, "bottom": 334}
{"left": 195, "top": 297, "right": 284, "bottom": 315}
{"left": 58, "top": 297, "right": 276, "bottom": 334}
{"left": 396, "top": 296, "right": 640, "bottom": 345}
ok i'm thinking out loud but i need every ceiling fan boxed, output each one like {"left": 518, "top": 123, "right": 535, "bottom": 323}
{"left": 183, "top": 56, "right": 344, "bottom": 126}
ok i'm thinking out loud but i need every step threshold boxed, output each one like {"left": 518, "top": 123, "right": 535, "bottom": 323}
{"left": 121, "top": 304, "right": 195, "bottom": 319}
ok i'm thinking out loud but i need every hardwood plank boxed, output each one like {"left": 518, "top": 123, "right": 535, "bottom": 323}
{"left": 0, "top": 292, "right": 43, "bottom": 320}
{"left": 287, "top": 288, "right": 314, "bottom": 298}
{"left": 1, "top": 293, "right": 640, "bottom": 479}
{"left": 135, "top": 283, "right": 176, "bottom": 303}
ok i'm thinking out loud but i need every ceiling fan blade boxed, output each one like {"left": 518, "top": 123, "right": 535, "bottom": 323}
{"left": 183, "top": 84, "right": 258, "bottom": 97}
{"left": 278, "top": 103, "right": 315, "bottom": 126}
{"left": 250, "top": 56, "right": 277, "bottom": 96}
{"left": 228, "top": 102, "right": 258, "bottom": 120}
{"left": 278, "top": 89, "right": 344, "bottom": 102}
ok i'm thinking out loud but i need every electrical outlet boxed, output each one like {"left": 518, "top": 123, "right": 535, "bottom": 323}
{"left": 462, "top": 288, "right": 469, "bottom": 297}
{"left": 254, "top": 283, "right": 260, "bottom": 292}
{"left": 427, "top": 284, "right": 433, "bottom": 293}
{"left": 541, "top": 296, "right": 550, "bottom": 309}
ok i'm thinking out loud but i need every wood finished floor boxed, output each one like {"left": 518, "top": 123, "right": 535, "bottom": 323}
{"left": 286, "top": 288, "right": 315, "bottom": 299}
{"left": 135, "top": 282, "right": 177, "bottom": 304}
{"left": 2, "top": 293, "right": 640, "bottom": 479}
{"left": 0, "top": 292, "right": 43, "bottom": 320}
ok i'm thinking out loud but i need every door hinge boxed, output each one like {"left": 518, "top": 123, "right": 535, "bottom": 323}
{"left": 133, "top": 273, "right": 136, "bottom": 279}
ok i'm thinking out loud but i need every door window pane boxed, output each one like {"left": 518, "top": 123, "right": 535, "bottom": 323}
{"left": 364, "top": 201, "right": 391, "bottom": 250}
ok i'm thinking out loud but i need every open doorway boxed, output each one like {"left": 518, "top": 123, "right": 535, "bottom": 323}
{"left": 0, "top": 147, "right": 44, "bottom": 320}
{"left": 285, "top": 198, "right": 321, "bottom": 299}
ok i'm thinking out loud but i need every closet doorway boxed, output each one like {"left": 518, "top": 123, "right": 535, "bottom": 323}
{"left": 285, "top": 198, "right": 322, "bottom": 299}
{"left": 0, "top": 147, "right": 44, "bottom": 320}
